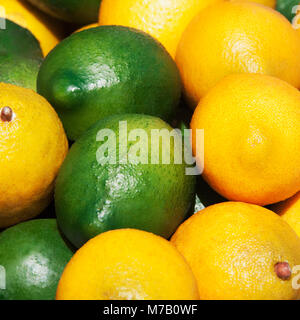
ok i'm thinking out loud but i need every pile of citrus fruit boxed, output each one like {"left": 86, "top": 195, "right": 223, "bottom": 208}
{"left": 0, "top": 0, "right": 300, "bottom": 300}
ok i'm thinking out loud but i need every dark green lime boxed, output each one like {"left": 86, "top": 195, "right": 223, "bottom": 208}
{"left": 276, "top": 0, "right": 299, "bottom": 21}
{"left": 0, "top": 219, "right": 73, "bottom": 300}
{"left": 24, "top": 0, "right": 101, "bottom": 24}
{"left": 55, "top": 114, "right": 195, "bottom": 248}
{"left": 37, "top": 26, "right": 181, "bottom": 140}
{"left": 0, "top": 19, "right": 43, "bottom": 90}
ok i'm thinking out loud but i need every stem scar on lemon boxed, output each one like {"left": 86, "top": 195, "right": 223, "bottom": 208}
{"left": 0, "top": 107, "right": 13, "bottom": 122}
{"left": 275, "top": 262, "right": 292, "bottom": 280}
{"left": 0, "top": 83, "right": 68, "bottom": 228}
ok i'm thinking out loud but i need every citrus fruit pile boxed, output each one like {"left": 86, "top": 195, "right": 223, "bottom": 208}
{"left": 0, "top": 0, "right": 300, "bottom": 301}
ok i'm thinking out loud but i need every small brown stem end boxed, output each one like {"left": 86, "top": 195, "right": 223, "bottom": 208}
{"left": 274, "top": 262, "right": 291, "bottom": 280}
{"left": 1, "top": 106, "right": 13, "bottom": 122}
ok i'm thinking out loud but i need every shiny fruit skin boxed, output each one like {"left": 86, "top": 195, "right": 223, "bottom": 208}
{"left": 171, "top": 202, "right": 300, "bottom": 300}
{"left": 0, "top": 219, "right": 74, "bottom": 300}
{"left": 0, "top": 19, "right": 43, "bottom": 90}
{"left": 0, "top": 0, "right": 62, "bottom": 55}
{"left": 55, "top": 114, "right": 195, "bottom": 248}
{"left": 56, "top": 229, "right": 199, "bottom": 300}
{"left": 191, "top": 74, "right": 300, "bottom": 206}
{"left": 176, "top": 1, "right": 300, "bottom": 108}
{"left": 37, "top": 26, "right": 181, "bottom": 141}
{"left": 0, "top": 83, "right": 68, "bottom": 228}
{"left": 99, "top": 0, "right": 224, "bottom": 58}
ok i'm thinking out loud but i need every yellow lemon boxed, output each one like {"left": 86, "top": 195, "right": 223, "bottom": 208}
{"left": 171, "top": 202, "right": 300, "bottom": 300}
{"left": 176, "top": 1, "right": 300, "bottom": 108}
{"left": 56, "top": 229, "right": 199, "bottom": 300}
{"left": 0, "top": 83, "right": 68, "bottom": 228}
{"left": 191, "top": 74, "right": 300, "bottom": 206}
{"left": 98, "top": 0, "right": 224, "bottom": 58}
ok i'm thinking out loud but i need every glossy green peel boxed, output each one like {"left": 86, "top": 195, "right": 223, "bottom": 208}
{"left": 276, "top": 0, "right": 299, "bottom": 22}
{"left": 0, "top": 219, "right": 73, "bottom": 300}
{"left": 0, "top": 19, "right": 43, "bottom": 90}
{"left": 55, "top": 114, "right": 196, "bottom": 248}
{"left": 37, "top": 26, "right": 181, "bottom": 140}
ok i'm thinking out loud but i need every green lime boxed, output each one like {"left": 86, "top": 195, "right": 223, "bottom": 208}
{"left": 0, "top": 219, "right": 74, "bottom": 300}
{"left": 55, "top": 114, "right": 195, "bottom": 248}
{"left": 0, "top": 19, "right": 43, "bottom": 90}
{"left": 276, "top": 0, "right": 299, "bottom": 21}
{"left": 37, "top": 26, "right": 181, "bottom": 140}
{"left": 24, "top": 0, "right": 101, "bottom": 24}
